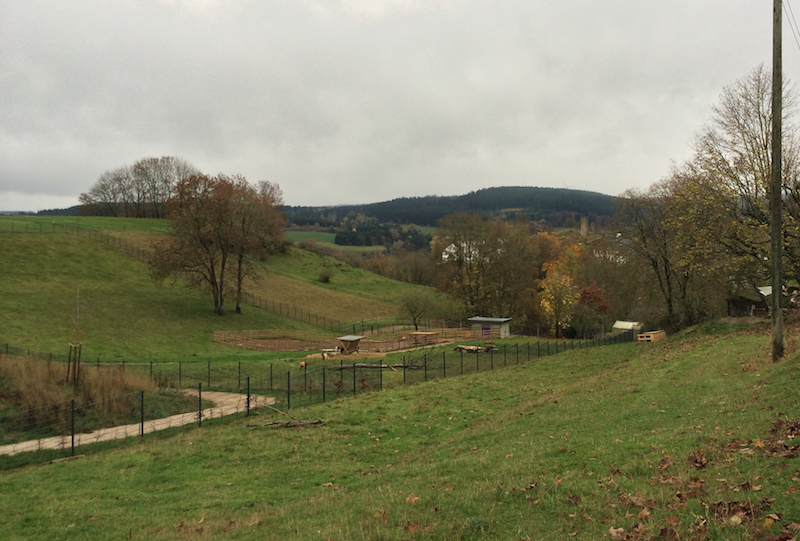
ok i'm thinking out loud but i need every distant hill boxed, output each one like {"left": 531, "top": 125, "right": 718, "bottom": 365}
{"left": 284, "top": 186, "right": 617, "bottom": 227}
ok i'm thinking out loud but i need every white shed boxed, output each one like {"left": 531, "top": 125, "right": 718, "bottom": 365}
{"left": 611, "top": 320, "right": 643, "bottom": 336}
{"left": 468, "top": 317, "right": 512, "bottom": 339}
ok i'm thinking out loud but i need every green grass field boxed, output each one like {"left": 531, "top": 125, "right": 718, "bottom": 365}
{"left": 285, "top": 231, "right": 386, "bottom": 252}
{"left": 3, "top": 217, "right": 800, "bottom": 540}
{"left": 0, "top": 233, "right": 318, "bottom": 361}
{"left": 1, "top": 322, "right": 799, "bottom": 540}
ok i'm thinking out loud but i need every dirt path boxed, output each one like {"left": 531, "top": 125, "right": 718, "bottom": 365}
{"left": 0, "top": 390, "right": 274, "bottom": 457}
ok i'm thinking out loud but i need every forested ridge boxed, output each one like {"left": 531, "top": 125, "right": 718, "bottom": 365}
{"left": 284, "top": 186, "right": 617, "bottom": 227}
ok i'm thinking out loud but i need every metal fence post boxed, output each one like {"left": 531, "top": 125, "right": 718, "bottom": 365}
{"left": 323, "top": 367, "right": 326, "bottom": 402}
{"left": 490, "top": 349, "right": 494, "bottom": 370}
{"left": 403, "top": 356, "right": 406, "bottom": 383}
{"left": 270, "top": 364, "right": 273, "bottom": 391}
{"left": 246, "top": 377, "right": 250, "bottom": 417}
{"left": 460, "top": 351, "right": 464, "bottom": 375}
{"left": 179, "top": 361, "right": 182, "bottom": 387}
{"left": 140, "top": 390, "right": 145, "bottom": 437}
{"left": 198, "top": 383, "right": 202, "bottom": 427}
{"left": 287, "top": 371, "right": 291, "bottom": 410}
{"left": 238, "top": 361, "right": 241, "bottom": 389}
{"left": 71, "top": 399, "right": 75, "bottom": 456}
{"left": 442, "top": 351, "right": 446, "bottom": 378}
{"left": 476, "top": 350, "right": 480, "bottom": 372}
{"left": 352, "top": 363, "right": 356, "bottom": 396}
{"left": 379, "top": 359, "right": 383, "bottom": 390}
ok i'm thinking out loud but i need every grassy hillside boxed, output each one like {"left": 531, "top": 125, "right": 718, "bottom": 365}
{"left": 2, "top": 322, "right": 800, "bottom": 540}
{"left": 0, "top": 233, "right": 314, "bottom": 361}
{"left": 0, "top": 226, "right": 429, "bottom": 361}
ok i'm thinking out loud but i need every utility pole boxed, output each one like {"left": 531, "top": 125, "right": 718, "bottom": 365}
{"left": 771, "top": 0, "right": 784, "bottom": 361}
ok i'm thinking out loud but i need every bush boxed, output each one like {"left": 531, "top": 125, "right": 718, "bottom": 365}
{"left": 318, "top": 269, "right": 332, "bottom": 283}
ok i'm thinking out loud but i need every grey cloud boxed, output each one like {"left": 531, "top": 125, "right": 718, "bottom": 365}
{"left": 0, "top": 0, "right": 794, "bottom": 210}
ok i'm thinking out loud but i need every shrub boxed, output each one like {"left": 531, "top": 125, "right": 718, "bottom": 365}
{"left": 318, "top": 269, "right": 332, "bottom": 283}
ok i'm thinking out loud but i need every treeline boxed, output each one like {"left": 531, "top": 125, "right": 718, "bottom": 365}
{"left": 284, "top": 186, "right": 616, "bottom": 228}
{"left": 616, "top": 65, "right": 794, "bottom": 333}
{"left": 78, "top": 157, "right": 198, "bottom": 218}
{"left": 334, "top": 225, "right": 432, "bottom": 250}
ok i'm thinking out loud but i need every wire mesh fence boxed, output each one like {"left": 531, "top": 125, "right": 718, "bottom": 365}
{"left": 0, "top": 330, "right": 636, "bottom": 467}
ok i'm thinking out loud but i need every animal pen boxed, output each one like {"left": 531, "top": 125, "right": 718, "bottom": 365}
{"left": 212, "top": 328, "right": 478, "bottom": 353}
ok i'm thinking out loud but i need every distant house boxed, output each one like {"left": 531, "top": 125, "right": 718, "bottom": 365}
{"left": 468, "top": 316, "right": 512, "bottom": 339}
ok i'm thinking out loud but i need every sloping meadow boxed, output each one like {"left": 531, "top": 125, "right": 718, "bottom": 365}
{"left": 2, "top": 322, "right": 800, "bottom": 540}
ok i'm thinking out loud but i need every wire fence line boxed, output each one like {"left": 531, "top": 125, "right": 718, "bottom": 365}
{"left": 0, "top": 329, "right": 636, "bottom": 467}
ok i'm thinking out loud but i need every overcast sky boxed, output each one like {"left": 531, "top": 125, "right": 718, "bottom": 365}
{"left": 2, "top": 0, "right": 799, "bottom": 211}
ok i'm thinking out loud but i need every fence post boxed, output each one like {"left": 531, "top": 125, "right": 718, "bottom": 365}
{"left": 179, "top": 362, "right": 182, "bottom": 387}
{"left": 424, "top": 355, "right": 427, "bottom": 382}
{"left": 287, "top": 371, "right": 291, "bottom": 410}
{"left": 442, "top": 351, "right": 446, "bottom": 378}
{"left": 490, "top": 348, "right": 494, "bottom": 370}
{"left": 246, "top": 377, "right": 250, "bottom": 417}
{"left": 503, "top": 345, "right": 507, "bottom": 366}
{"left": 403, "top": 357, "right": 406, "bottom": 383}
{"left": 270, "top": 364, "right": 273, "bottom": 391}
{"left": 150, "top": 361, "right": 153, "bottom": 380}
{"left": 460, "top": 350, "right": 464, "bottom": 375}
{"left": 476, "top": 350, "right": 480, "bottom": 372}
{"left": 238, "top": 361, "right": 241, "bottom": 389}
{"left": 140, "top": 390, "right": 144, "bottom": 437}
{"left": 352, "top": 363, "right": 356, "bottom": 396}
{"left": 379, "top": 359, "right": 383, "bottom": 390}
{"left": 323, "top": 367, "right": 326, "bottom": 402}
{"left": 198, "top": 383, "right": 202, "bottom": 427}
{"left": 71, "top": 399, "right": 75, "bottom": 456}
{"left": 304, "top": 363, "right": 308, "bottom": 392}
{"left": 97, "top": 357, "right": 100, "bottom": 370}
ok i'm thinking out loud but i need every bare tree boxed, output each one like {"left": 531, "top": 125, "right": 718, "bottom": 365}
{"left": 80, "top": 156, "right": 197, "bottom": 218}
{"left": 693, "top": 64, "right": 800, "bottom": 281}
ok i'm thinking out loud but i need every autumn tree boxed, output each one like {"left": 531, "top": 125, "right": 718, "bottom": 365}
{"left": 691, "top": 64, "right": 800, "bottom": 282}
{"left": 570, "top": 283, "right": 610, "bottom": 338}
{"left": 538, "top": 245, "right": 580, "bottom": 337}
{"left": 431, "top": 214, "right": 539, "bottom": 323}
{"left": 151, "top": 173, "right": 283, "bottom": 315}
{"left": 230, "top": 179, "right": 285, "bottom": 313}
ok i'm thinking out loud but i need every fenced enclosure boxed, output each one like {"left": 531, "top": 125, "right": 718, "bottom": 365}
{"left": 212, "top": 328, "right": 478, "bottom": 353}
{"left": 0, "top": 330, "right": 636, "bottom": 468}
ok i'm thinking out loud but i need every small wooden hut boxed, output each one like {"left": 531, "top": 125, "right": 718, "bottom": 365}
{"left": 336, "top": 335, "right": 365, "bottom": 354}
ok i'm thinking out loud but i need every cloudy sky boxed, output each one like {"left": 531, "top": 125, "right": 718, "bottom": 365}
{"left": 2, "top": 0, "right": 799, "bottom": 211}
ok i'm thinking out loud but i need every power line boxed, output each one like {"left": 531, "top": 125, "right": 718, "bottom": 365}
{"left": 784, "top": 0, "right": 800, "bottom": 54}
